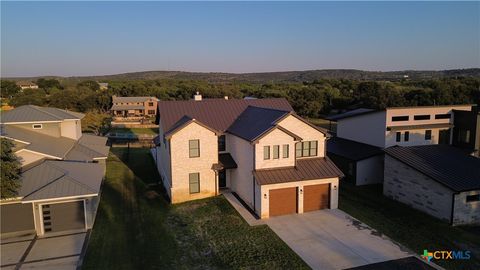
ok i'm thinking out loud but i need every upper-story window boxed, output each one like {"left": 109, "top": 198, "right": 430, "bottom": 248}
{"left": 189, "top": 140, "right": 200, "bottom": 158}
{"left": 425, "top": 130, "right": 432, "bottom": 140}
{"left": 392, "top": 116, "right": 409, "bottom": 122}
{"left": 396, "top": 132, "right": 401, "bottom": 142}
{"left": 32, "top": 124, "right": 43, "bottom": 129}
{"left": 282, "top": 144, "right": 289, "bottom": 158}
{"left": 273, "top": 145, "right": 280, "bottom": 159}
{"left": 414, "top": 115, "right": 430, "bottom": 120}
{"left": 295, "top": 141, "right": 318, "bottom": 157}
{"left": 435, "top": 114, "right": 451, "bottom": 119}
{"left": 264, "top": 146, "right": 270, "bottom": 160}
{"left": 148, "top": 102, "right": 154, "bottom": 106}
{"left": 404, "top": 131, "right": 410, "bottom": 142}
{"left": 218, "top": 135, "right": 226, "bottom": 152}
{"left": 148, "top": 110, "right": 155, "bottom": 115}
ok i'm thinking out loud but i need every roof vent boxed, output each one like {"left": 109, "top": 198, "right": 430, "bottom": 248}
{"left": 194, "top": 92, "right": 202, "bottom": 101}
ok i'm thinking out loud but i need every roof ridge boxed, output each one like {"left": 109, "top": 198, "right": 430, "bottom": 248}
{"left": 22, "top": 162, "right": 67, "bottom": 198}
{"left": 45, "top": 161, "right": 97, "bottom": 193}
{"left": 28, "top": 105, "right": 63, "bottom": 120}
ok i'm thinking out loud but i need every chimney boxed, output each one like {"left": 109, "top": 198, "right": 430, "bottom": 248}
{"left": 194, "top": 92, "right": 202, "bottom": 101}
{"left": 224, "top": 96, "right": 229, "bottom": 100}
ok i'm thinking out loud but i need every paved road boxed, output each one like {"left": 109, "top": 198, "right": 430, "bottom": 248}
{"left": 265, "top": 209, "right": 412, "bottom": 270}
{"left": 1, "top": 232, "right": 87, "bottom": 270}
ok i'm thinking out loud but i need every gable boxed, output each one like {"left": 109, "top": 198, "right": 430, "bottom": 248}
{"left": 277, "top": 115, "right": 326, "bottom": 141}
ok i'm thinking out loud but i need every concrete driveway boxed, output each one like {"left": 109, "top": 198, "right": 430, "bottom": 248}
{"left": 1, "top": 232, "right": 87, "bottom": 270}
{"left": 265, "top": 209, "right": 411, "bottom": 270}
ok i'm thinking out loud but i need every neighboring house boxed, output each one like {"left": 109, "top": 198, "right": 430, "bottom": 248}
{"left": 0, "top": 105, "right": 109, "bottom": 237}
{"left": 326, "top": 104, "right": 476, "bottom": 185}
{"left": 452, "top": 106, "right": 480, "bottom": 157}
{"left": 154, "top": 94, "right": 343, "bottom": 219}
{"left": 110, "top": 96, "right": 159, "bottom": 119}
{"left": 384, "top": 145, "right": 480, "bottom": 225}
{"left": 98, "top": 82, "right": 109, "bottom": 90}
{"left": 327, "top": 137, "right": 384, "bottom": 185}
{"left": 16, "top": 81, "right": 39, "bottom": 90}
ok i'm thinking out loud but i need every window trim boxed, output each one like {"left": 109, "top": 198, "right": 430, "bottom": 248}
{"left": 273, "top": 145, "right": 280, "bottom": 159}
{"left": 263, "top": 146, "right": 270, "bottom": 160}
{"left": 32, "top": 124, "right": 43, "bottom": 129}
{"left": 189, "top": 173, "right": 200, "bottom": 194}
{"left": 189, "top": 139, "right": 200, "bottom": 158}
{"left": 296, "top": 141, "right": 318, "bottom": 157}
{"left": 282, "top": 144, "right": 289, "bottom": 158}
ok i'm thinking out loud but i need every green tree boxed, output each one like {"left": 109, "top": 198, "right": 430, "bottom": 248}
{"left": 77, "top": 80, "right": 100, "bottom": 91}
{"left": 36, "top": 78, "right": 63, "bottom": 90}
{"left": 9, "top": 88, "right": 47, "bottom": 107}
{"left": 0, "top": 80, "right": 21, "bottom": 98}
{"left": 1, "top": 139, "right": 21, "bottom": 199}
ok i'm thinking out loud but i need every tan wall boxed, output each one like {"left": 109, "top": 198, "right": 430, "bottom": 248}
{"left": 226, "top": 134, "right": 255, "bottom": 207}
{"left": 255, "top": 128, "right": 296, "bottom": 169}
{"left": 14, "top": 122, "right": 61, "bottom": 137}
{"left": 259, "top": 177, "right": 339, "bottom": 218}
{"left": 16, "top": 150, "right": 48, "bottom": 166}
{"left": 144, "top": 98, "right": 158, "bottom": 116}
{"left": 170, "top": 122, "right": 218, "bottom": 203}
{"left": 385, "top": 128, "right": 447, "bottom": 147}
{"left": 60, "top": 120, "right": 82, "bottom": 140}
{"left": 277, "top": 115, "right": 326, "bottom": 158}
{"left": 386, "top": 105, "right": 472, "bottom": 127}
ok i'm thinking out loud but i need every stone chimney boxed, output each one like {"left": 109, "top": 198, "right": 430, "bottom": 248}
{"left": 224, "top": 96, "right": 229, "bottom": 100}
{"left": 194, "top": 91, "right": 202, "bottom": 101}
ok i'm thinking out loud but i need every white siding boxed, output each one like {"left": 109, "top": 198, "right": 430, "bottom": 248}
{"left": 355, "top": 155, "right": 384, "bottom": 185}
{"left": 227, "top": 134, "right": 255, "bottom": 207}
{"left": 60, "top": 120, "right": 82, "bottom": 140}
{"left": 336, "top": 111, "right": 387, "bottom": 148}
{"left": 255, "top": 128, "right": 296, "bottom": 169}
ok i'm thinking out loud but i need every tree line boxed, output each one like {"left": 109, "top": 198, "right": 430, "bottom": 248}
{"left": 1, "top": 77, "right": 479, "bottom": 118}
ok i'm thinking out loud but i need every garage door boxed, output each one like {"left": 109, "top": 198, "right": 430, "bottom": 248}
{"left": 304, "top": 184, "right": 330, "bottom": 212}
{"left": 1, "top": 203, "right": 35, "bottom": 234}
{"left": 42, "top": 201, "right": 85, "bottom": 233}
{"left": 269, "top": 187, "right": 297, "bottom": 217}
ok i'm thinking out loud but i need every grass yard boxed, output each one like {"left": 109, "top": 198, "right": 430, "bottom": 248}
{"left": 83, "top": 148, "right": 308, "bottom": 270}
{"left": 109, "top": 127, "right": 158, "bottom": 136}
{"left": 339, "top": 183, "right": 480, "bottom": 270}
{"left": 306, "top": 118, "right": 336, "bottom": 132}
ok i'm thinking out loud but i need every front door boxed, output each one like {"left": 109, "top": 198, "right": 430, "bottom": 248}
{"left": 439, "top": 129, "right": 451, "bottom": 145}
{"left": 219, "top": 170, "right": 227, "bottom": 188}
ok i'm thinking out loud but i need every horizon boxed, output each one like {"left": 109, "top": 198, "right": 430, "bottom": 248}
{"left": 2, "top": 2, "right": 479, "bottom": 77}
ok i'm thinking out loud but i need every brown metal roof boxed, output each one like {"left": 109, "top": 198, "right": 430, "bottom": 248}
{"left": 158, "top": 98, "right": 293, "bottom": 134}
{"left": 218, "top": 153, "right": 238, "bottom": 169}
{"left": 254, "top": 157, "right": 344, "bottom": 185}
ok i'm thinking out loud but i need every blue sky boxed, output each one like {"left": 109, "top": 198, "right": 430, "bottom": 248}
{"left": 1, "top": 1, "right": 479, "bottom": 77}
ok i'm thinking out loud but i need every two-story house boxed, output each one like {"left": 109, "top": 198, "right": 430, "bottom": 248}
{"left": 0, "top": 105, "right": 109, "bottom": 236}
{"left": 154, "top": 95, "right": 343, "bottom": 219}
{"left": 110, "top": 96, "right": 159, "bottom": 120}
{"left": 326, "top": 105, "right": 480, "bottom": 225}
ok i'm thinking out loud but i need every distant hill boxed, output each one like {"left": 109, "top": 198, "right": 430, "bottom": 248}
{"left": 5, "top": 68, "right": 480, "bottom": 83}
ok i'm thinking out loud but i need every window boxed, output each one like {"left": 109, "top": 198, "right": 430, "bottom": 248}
{"left": 189, "top": 140, "right": 200, "bottom": 158}
{"left": 263, "top": 146, "right": 270, "bottom": 160}
{"left": 218, "top": 135, "right": 226, "bottom": 152}
{"left": 148, "top": 102, "right": 154, "bottom": 106}
{"left": 282, "top": 144, "right": 289, "bottom": 158}
{"left": 392, "top": 116, "right": 409, "bottom": 121}
{"left": 414, "top": 115, "right": 430, "bottom": 120}
{"left": 273, "top": 145, "right": 280, "bottom": 159}
{"left": 425, "top": 130, "right": 432, "bottom": 140}
{"left": 458, "top": 129, "right": 471, "bottom": 143}
{"left": 148, "top": 110, "right": 155, "bottom": 115}
{"left": 404, "top": 131, "right": 410, "bottom": 142}
{"left": 435, "top": 114, "right": 451, "bottom": 119}
{"left": 396, "top": 132, "right": 401, "bottom": 142}
{"left": 32, "top": 124, "right": 43, "bottom": 129}
{"left": 295, "top": 141, "right": 318, "bottom": 157}
{"left": 189, "top": 173, "right": 200, "bottom": 194}
{"left": 466, "top": 194, "right": 480, "bottom": 202}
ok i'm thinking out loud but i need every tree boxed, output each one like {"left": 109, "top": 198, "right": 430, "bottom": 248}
{"left": 9, "top": 88, "right": 47, "bottom": 107}
{"left": 0, "top": 80, "right": 21, "bottom": 98}
{"left": 77, "top": 80, "right": 100, "bottom": 91}
{"left": 36, "top": 78, "right": 63, "bottom": 90}
{"left": 1, "top": 139, "right": 21, "bottom": 199}
{"left": 81, "top": 111, "right": 112, "bottom": 135}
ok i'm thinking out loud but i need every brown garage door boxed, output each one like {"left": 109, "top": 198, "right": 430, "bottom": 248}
{"left": 304, "top": 184, "right": 330, "bottom": 212}
{"left": 42, "top": 201, "right": 85, "bottom": 233}
{"left": 1, "top": 203, "right": 35, "bottom": 234}
{"left": 269, "top": 187, "right": 297, "bottom": 217}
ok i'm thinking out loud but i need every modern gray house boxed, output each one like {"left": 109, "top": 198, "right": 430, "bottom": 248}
{"left": 0, "top": 105, "right": 109, "bottom": 237}
{"left": 384, "top": 145, "right": 480, "bottom": 225}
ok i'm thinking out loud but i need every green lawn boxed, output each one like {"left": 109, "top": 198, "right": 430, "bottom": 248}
{"left": 109, "top": 127, "right": 158, "bottom": 136}
{"left": 83, "top": 148, "right": 308, "bottom": 270}
{"left": 306, "top": 118, "right": 336, "bottom": 132}
{"left": 339, "top": 183, "right": 480, "bottom": 270}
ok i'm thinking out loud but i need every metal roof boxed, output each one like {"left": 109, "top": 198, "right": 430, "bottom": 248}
{"left": 227, "top": 106, "right": 290, "bottom": 142}
{"left": 384, "top": 145, "right": 480, "bottom": 192}
{"left": 327, "top": 137, "right": 383, "bottom": 161}
{"left": 254, "top": 157, "right": 344, "bottom": 185}
{"left": 111, "top": 104, "right": 145, "bottom": 110}
{"left": 1, "top": 105, "right": 84, "bottom": 123}
{"left": 20, "top": 160, "right": 104, "bottom": 202}
{"left": 326, "top": 108, "right": 378, "bottom": 121}
{"left": 218, "top": 153, "right": 238, "bottom": 169}
{"left": 387, "top": 123, "right": 453, "bottom": 131}
{"left": 112, "top": 96, "right": 156, "bottom": 103}
{"left": 158, "top": 98, "right": 293, "bottom": 134}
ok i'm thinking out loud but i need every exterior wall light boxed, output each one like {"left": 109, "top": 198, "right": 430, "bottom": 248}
{"left": 264, "top": 194, "right": 267, "bottom": 199}
{"left": 333, "top": 185, "right": 338, "bottom": 190}
{"left": 299, "top": 188, "right": 303, "bottom": 194}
